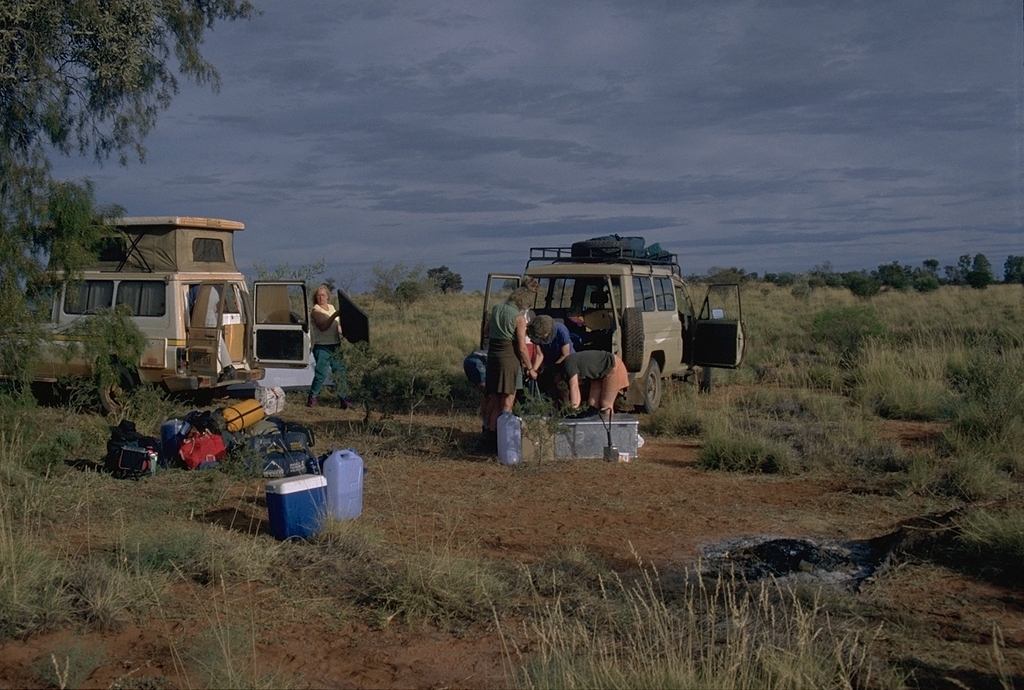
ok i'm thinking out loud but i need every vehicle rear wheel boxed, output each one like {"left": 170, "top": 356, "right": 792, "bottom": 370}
{"left": 639, "top": 358, "right": 662, "bottom": 413}
{"left": 98, "top": 364, "right": 137, "bottom": 415}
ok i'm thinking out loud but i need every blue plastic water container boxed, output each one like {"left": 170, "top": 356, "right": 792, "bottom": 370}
{"left": 265, "top": 474, "right": 327, "bottom": 540}
{"left": 321, "top": 449, "right": 363, "bottom": 520}
{"left": 497, "top": 412, "right": 522, "bottom": 466}
{"left": 160, "top": 419, "right": 187, "bottom": 468}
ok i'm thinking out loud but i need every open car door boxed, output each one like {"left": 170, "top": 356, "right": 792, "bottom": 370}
{"left": 690, "top": 283, "right": 745, "bottom": 368}
{"left": 186, "top": 282, "right": 228, "bottom": 378}
{"left": 252, "top": 282, "right": 310, "bottom": 367}
{"left": 337, "top": 288, "right": 369, "bottom": 345}
{"left": 480, "top": 274, "right": 521, "bottom": 350}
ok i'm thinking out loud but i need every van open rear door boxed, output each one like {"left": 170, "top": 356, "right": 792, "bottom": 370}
{"left": 690, "top": 284, "right": 745, "bottom": 368}
{"left": 252, "top": 282, "right": 311, "bottom": 367}
{"left": 480, "top": 274, "right": 522, "bottom": 350}
{"left": 186, "top": 282, "right": 228, "bottom": 379}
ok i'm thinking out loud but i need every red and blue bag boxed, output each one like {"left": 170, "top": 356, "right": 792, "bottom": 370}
{"left": 178, "top": 431, "right": 227, "bottom": 470}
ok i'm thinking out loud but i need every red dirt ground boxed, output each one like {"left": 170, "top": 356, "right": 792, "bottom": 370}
{"left": 1, "top": 419, "right": 1021, "bottom": 689}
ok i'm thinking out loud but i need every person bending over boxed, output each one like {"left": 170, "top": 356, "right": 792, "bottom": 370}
{"left": 562, "top": 350, "right": 629, "bottom": 420}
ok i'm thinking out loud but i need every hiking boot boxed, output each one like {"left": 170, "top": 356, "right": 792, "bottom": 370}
{"left": 339, "top": 396, "right": 354, "bottom": 409}
{"left": 306, "top": 394, "right": 318, "bottom": 407}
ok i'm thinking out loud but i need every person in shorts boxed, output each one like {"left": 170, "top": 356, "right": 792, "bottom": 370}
{"left": 562, "top": 350, "right": 629, "bottom": 420}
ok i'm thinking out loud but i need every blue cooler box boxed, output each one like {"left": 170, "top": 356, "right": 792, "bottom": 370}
{"left": 265, "top": 475, "right": 327, "bottom": 540}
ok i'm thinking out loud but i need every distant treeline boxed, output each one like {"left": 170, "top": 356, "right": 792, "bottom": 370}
{"left": 695, "top": 254, "right": 1024, "bottom": 297}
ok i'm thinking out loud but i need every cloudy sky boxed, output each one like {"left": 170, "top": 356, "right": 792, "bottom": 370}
{"left": 54, "top": 0, "right": 1023, "bottom": 290}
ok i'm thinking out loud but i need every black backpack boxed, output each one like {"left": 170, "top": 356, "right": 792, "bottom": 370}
{"left": 105, "top": 420, "right": 160, "bottom": 479}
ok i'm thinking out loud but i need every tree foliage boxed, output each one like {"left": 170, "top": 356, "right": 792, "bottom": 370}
{"left": 370, "top": 261, "right": 428, "bottom": 309}
{"left": 965, "top": 254, "right": 993, "bottom": 290}
{"left": 0, "top": 0, "right": 254, "bottom": 379}
{"left": 1003, "top": 256, "right": 1024, "bottom": 285}
{"left": 426, "top": 265, "right": 463, "bottom": 294}
{"left": 841, "top": 271, "right": 881, "bottom": 298}
{"left": 872, "top": 261, "right": 915, "bottom": 291}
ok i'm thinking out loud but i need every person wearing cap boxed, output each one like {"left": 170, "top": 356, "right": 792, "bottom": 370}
{"left": 562, "top": 349, "right": 629, "bottom": 420}
{"left": 526, "top": 315, "right": 575, "bottom": 403}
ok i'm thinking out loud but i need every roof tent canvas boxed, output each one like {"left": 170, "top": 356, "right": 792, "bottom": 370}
{"left": 90, "top": 216, "right": 244, "bottom": 273}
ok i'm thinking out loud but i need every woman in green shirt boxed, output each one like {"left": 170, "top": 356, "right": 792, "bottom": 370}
{"left": 483, "top": 284, "right": 537, "bottom": 445}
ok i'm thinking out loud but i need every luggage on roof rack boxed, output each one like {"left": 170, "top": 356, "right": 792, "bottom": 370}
{"left": 570, "top": 235, "right": 646, "bottom": 259}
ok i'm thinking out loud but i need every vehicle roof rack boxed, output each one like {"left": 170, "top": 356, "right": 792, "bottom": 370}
{"left": 527, "top": 246, "right": 681, "bottom": 273}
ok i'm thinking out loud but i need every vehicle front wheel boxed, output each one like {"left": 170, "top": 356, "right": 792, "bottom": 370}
{"left": 98, "top": 364, "right": 137, "bottom": 415}
{"left": 638, "top": 358, "right": 662, "bottom": 413}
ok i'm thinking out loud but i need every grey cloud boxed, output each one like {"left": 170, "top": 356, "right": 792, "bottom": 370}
{"left": 460, "top": 215, "right": 678, "bottom": 239}
{"left": 369, "top": 190, "right": 536, "bottom": 213}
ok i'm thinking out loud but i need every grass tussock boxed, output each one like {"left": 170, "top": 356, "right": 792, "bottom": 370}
{"left": 955, "top": 508, "right": 1024, "bottom": 586}
{"left": 121, "top": 523, "right": 283, "bottom": 585}
{"left": 31, "top": 640, "right": 105, "bottom": 690}
{"left": 698, "top": 432, "right": 793, "bottom": 474}
{"left": 513, "top": 567, "right": 901, "bottom": 690}
{"left": 367, "top": 542, "right": 515, "bottom": 629}
{"left": 643, "top": 385, "right": 706, "bottom": 437}
{"left": 853, "top": 339, "right": 957, "bottom": 420}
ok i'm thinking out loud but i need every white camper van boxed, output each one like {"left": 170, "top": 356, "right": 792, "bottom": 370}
{"left": 31, "top": 216, "right": 311, "bottom": 411}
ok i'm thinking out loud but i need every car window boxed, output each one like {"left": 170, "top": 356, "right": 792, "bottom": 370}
{"left": 192, "top": 238, "right": 225, "bottom": 262}
{"left": 116, "top": 281, "right": 166, "bottom": 317}
{"left": 26, "top": 286, "right": 55, "bottom": 321}
{"left": 64, "top": 280, "right": 114, "bottom": 314}
{"left": 654, "top": 277, "right": 675, "bottom": 311}
{"left": 540, "top": 277, "right": 576, "bottom": 309}
{"left": 632, "top": 277, "right": 655, "bottom": 312}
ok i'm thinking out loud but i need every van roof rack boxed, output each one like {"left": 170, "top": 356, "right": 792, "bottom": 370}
{"left": 527, "top": 246, "right": 680, "bottom": 270}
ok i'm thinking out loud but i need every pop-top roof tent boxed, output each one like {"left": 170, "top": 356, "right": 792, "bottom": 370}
{"left": 88, "top": 216, "right": 245, "bottom": 273}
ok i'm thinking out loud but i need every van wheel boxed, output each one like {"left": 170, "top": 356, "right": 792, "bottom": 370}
{"left": 621, "top": 307, "right": 644, "bottom": 373}
{"left": 99, "top": 364, "right": 137, "bottom": 415}
{"left": 639, "top": 358, "right": 662, "bottom": 413}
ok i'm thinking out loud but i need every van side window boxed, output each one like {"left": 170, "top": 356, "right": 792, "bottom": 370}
{"left": 64, "top": 280, "right": 114, "bottom": 314}
{"left": 632, "top": 277, "right": 656, "bottom": 312}
{"left": 654, "top": 277, "right": 676, "bottom": 311}
{"left": 26, "top": 286, "right": 55, "bottom": 321}
{"left": 192, "top": 238, "right": 225, "bottom": 262}
{"left": 116, "top": 281, "right": 166, "bottom": 317}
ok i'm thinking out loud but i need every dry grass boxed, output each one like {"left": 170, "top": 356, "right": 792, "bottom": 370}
{"left": 2, "top": 283, "right": 1023, "bottom": 685}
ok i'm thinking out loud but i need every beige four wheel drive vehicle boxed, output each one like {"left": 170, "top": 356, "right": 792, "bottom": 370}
{"left": 481, "top": 236, "right": 745, "bottom": 413}
{"left": 29, "top": 216, "right": 312, "bottom": 411}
